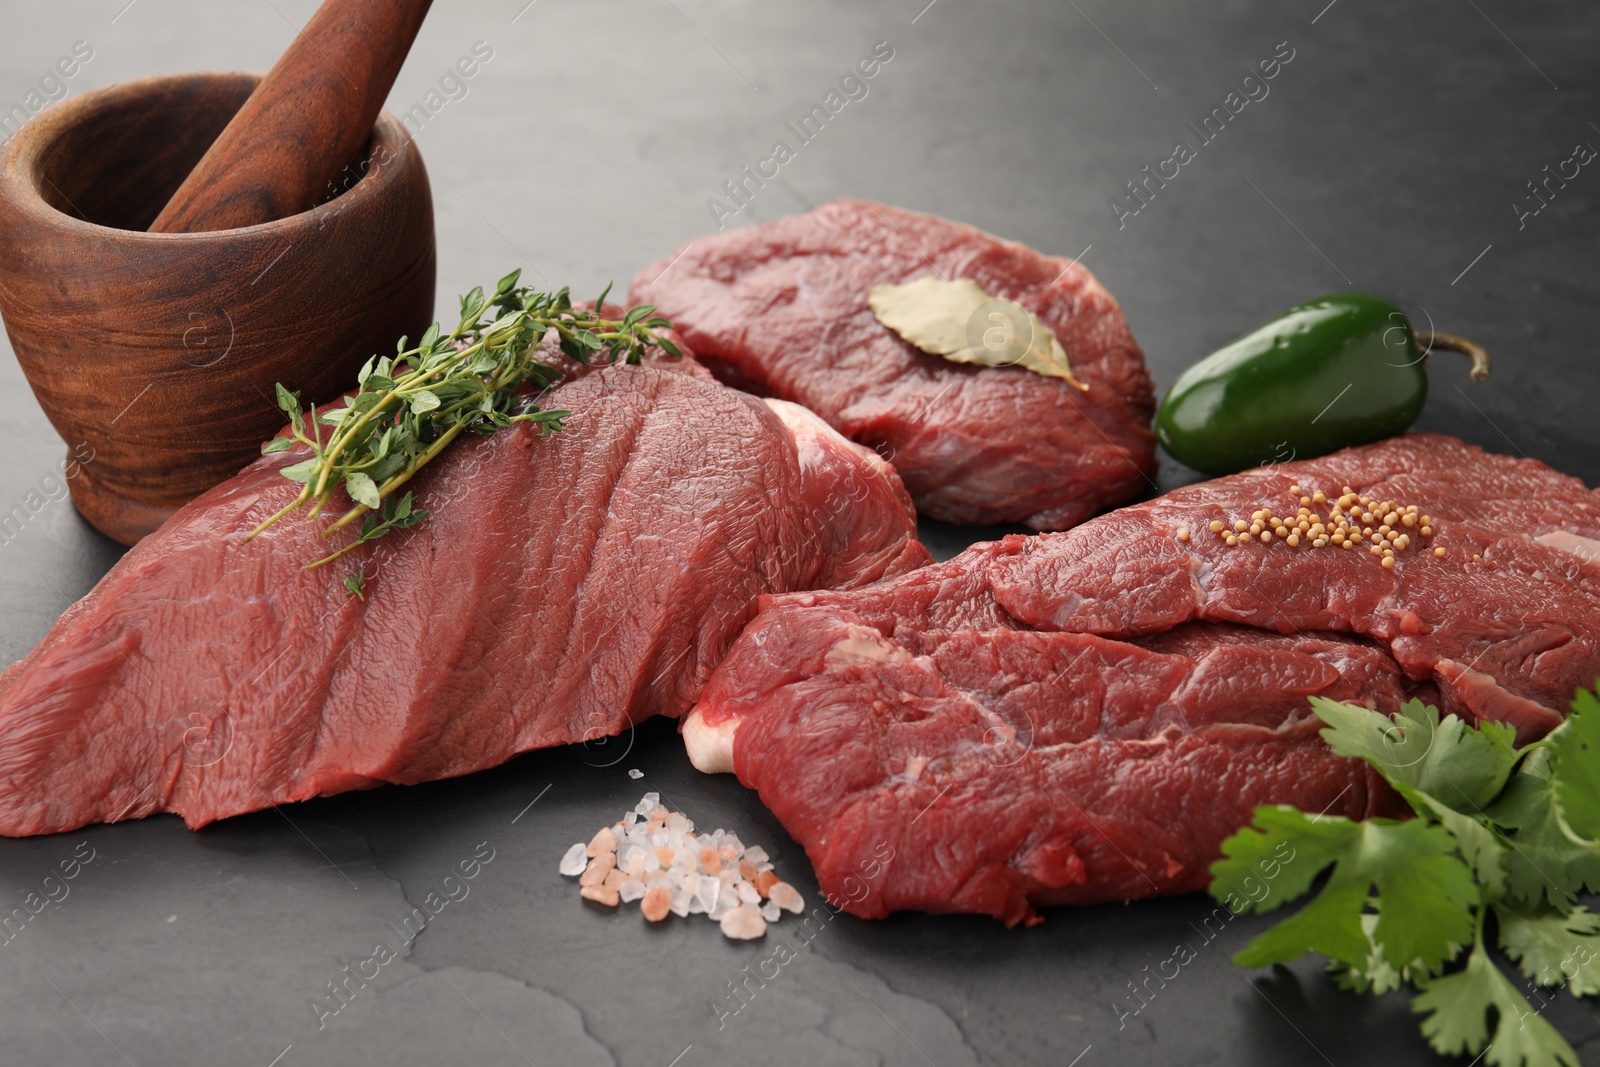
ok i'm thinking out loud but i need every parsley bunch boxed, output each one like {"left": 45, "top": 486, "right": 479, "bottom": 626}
{"left": 1212, "top": 686, "right": 1600, "bottom": 1067}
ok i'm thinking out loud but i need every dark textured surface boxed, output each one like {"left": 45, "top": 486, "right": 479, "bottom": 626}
{"left": 0, "top": 1, "right": 1596, "bottom": 1064}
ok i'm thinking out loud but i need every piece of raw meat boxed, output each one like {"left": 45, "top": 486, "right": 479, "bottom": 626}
{"left": 684, "top": 434, "right": 1600, "bottom": 925}
{"left": 630, "top": 199, "right": 1157, "bottom": 529}
{"left": 0, "top": 354, "right": 929, "bottom": 837}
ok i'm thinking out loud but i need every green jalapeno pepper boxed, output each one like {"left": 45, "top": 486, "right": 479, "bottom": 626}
{"left": 1155, "top": 293, "right": 1490, "bottom": 475}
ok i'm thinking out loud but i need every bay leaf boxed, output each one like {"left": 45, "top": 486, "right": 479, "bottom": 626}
{"left": 868, "top": 276, "right": 1088, "bottom": 390}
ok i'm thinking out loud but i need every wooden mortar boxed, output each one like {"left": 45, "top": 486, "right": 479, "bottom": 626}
{"left": 0, "top": 71, "right": 435, "bottom": 545}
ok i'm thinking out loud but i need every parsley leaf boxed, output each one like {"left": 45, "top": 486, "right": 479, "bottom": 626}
{"left": 1413, "top": 930, "right": 1578, "bottom": 1067}
{"left": 1495, "top": 901, "right": 1600, "bottom": 996}
{"left": 1397, "top": 784, "right": 1511, "bottom": 900}
{"left": 1214, "top": 807, "right": 1477, "bottom": 972}
{"left": 1312, "top": 696, "right": 1519, "bottom": 812}
{"left": 1550, "top": 687, "right": 1600, "bottom": 844}
{"left": 1486, "top": 760, "right": 1600, "bottom": 911}
{"left": 1329, "top": 914, "right": 1418, "bottom": 996}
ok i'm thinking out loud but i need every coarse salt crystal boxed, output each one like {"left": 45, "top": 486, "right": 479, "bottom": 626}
{"left": 760, "top": 900, "right": 781, "bottom": 922}
{"left": 696, "top": 875, "right": 720, "bottom": 914}
{"left": 618, "top": 879, "right": 646, "bottom": 903}
{"left": 736, "top": 881, "right": 760, "bottom": 905}
{"left": 768, "top": 881, "right": 804, "bottom": 914}
{"left": 580, "top": 884, "right": 619, "bottom": 907}
{"left": 586, "top": 826, "right": 615, "bottom": 857}
{"left": 579, "top": 852, "right": 615, "bottom": 887}
{"left": 641, "top": 884, "right": 672, "bottom": 921}
{"left": 744, "top": 846, "right": 769, "bottom": 865}
{"left": 559, "top": 843, "right": 588, "bottom": 877}
{"left": 628, "top": 768, "right": 643, "bottom": 779}
{"left": 721, "top": 905, "right": 767, "bottom": 940}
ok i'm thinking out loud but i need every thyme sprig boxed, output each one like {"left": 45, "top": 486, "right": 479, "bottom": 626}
{"left": 243, "top": 269, "right": 679, "bottom": 571}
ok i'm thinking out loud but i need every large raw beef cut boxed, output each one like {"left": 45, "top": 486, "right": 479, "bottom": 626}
{"left": 630, "top": 200, "right": 1157, "bottom": 530}
{"left": 685, "top": 435, "right": 1600, "bottom": 925}
{"left": 0, "top": 351, "right": 929, "bottom": 837}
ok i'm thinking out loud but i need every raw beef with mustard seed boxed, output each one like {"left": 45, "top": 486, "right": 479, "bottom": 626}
{"left": 631, "top": 200, "right": 1157, "bottom": 530}
{"left": 684, "top": 435, "right": 1600, "bottom": 925}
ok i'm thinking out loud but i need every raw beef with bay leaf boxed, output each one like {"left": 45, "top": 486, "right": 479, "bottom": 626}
{"left": 0, "top": 347, "right": 929, "bottom": 837}
{"left": 685, "top": 435, "right": 1600, "bottom": 925}
{"left": 630, "top": 199, "right": 1157, "bottom": 530}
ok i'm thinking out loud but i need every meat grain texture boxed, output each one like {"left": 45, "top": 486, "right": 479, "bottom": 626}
{"left": 686, "top": 435, "right": 1600, "bottom": 925}
{"left": 631, "top": 200, "right": 1157, "bottom": 530}
{"left": 0, "top": 352, "right": 930, "bottom": 837}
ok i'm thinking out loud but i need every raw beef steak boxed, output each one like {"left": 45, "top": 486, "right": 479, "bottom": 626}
{"left": 630, "top": 200, "right": 1157, "bottom": 529}
{"left": 0, "top": 355, "right": 929, "bottom": 837}
{"left": 685, "top": 435, "right": 1600, "bottom": 924}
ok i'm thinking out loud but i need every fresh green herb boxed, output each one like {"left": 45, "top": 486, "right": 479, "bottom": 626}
{"left": 1211, "top": 685, "right": 1600, "bottom": 1067}
{"left": 244, "top": 270, "right": 678, "bottom": 578}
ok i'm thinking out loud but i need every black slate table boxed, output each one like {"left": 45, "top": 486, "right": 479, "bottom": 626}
{"left": 1, "top": 1, "right": 1597, "bottom": 1064}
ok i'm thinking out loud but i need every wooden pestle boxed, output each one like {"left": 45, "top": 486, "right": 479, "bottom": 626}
{"left": 149, "top": 0, "right": 433, "bottom": 233}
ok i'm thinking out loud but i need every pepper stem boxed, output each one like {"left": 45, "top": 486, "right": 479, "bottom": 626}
{"left": 1416, "top": 330, "right": 1491, "bottom": 382}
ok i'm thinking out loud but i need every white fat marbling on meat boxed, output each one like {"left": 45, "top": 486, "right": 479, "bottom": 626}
{"left": 764, "top": 398, "right": 895, "bottom": 476}
{"left": 823, "top": 624, "right": 913, "bottom": 668}
{"left": 1536, "top": 530, "right": 1600, "bottom": 565}
{"left": 683, "top": 709, "right": 736, "bottom": 774}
